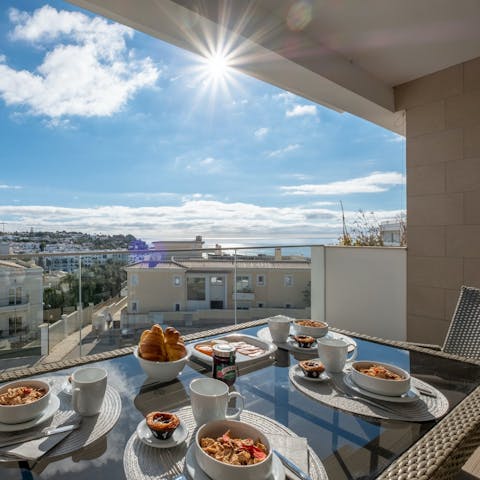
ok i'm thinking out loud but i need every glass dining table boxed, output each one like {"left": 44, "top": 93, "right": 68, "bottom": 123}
{"left": 1, "top": 320, "right": 479, "bottom": 480}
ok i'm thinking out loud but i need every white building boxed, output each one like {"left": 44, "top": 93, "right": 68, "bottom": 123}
{"left": 0, "top": 260, "right": 43, "bottom": 344}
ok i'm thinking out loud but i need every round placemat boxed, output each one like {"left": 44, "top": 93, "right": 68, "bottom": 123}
{"left": 289, "top": 368, "right": 449, "bottom": 422}
{"left": 45, "top": 377, "right": 121, "bottom": 458}
{"left": 123, "top": 406, "right": 328, "bottom": 480}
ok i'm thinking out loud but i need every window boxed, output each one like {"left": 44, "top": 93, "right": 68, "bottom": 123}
{"left": 131, "top": 274, "right": 139, "bottom": 287}
{"left": 257, "top": 302, "right": 264, "bottom": 308}
{"left": 236, "top": 275, "right": 251, "bottom": 293}
{"left": 187, "top": 277, "right": 206, "bottom": 300}
{"left": 284, "top": 275, "right": 293, "bottom": 287}
{"left": 8, "top": 317, "right": 23, "bottom": 335}
{"left": 174, "top": 303, "right": 180, "bottom": 311}
{"left": 131, "top": 301, "right": 138, "bottom": 313}
{"left": 210, "top": 276, "right": 224, "bottom": 286}
{"left": 173, "top": 275, "right": 182, "bottom": 287}
{"left": 285, "top": 303, "right": 292, "bottom": 309}
{"left": 256, "top": 274, "right": 265, "bottom": 286}
{"left": 8, "top": 287, "right": 22, "bottom": 305}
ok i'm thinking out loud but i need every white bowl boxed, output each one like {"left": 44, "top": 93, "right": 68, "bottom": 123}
{"left": 195, "top": 419, "right": 273, "bottom": 480}
{"left": 351, "top": 361, "right": 411, "bottom": 397}
{"left": 134, "top": 346, "right": 188, "bottom": 382}
{"left": 0, "top": 379, "right": 51, "bottom": 425}
{"left": 292, "top": 319, "right": 329, "bottom": 338}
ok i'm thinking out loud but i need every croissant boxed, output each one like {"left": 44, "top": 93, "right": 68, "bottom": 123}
{"left": 164, "top": 327, "right": 187, "bottom": 361}
{"left": 139, "top": 324, "right": 167, "bottom": 361}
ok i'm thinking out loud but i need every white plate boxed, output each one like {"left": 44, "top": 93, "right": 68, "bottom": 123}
{"left": 291, "top": 364, "right": 330, "bottom": 382}
{"left": 286, "top": 337, "right": 318, "bottom": 353}
{"left": 188, "top": 334, "right": 277, "bottom": 365}
{"left": 185, "top": 443, "right": 285, "bottom": 480}
{"left": 257, "top": 327, "right": 357, "bottom": 353}
{"left": 0, "top": 394, "right": 60, "bottom": 432}
{"left": 344, "top": 373, "right": 420, "bottom": 403}
{"left": 136, "top": 418, "right": 188, "bottom": 448}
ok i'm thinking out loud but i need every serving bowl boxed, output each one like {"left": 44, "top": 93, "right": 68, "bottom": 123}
{"left": 292, "top": 319, "right": 329, "bottom": 338}
{"left": 0, "top": 379, "right": 51, "bottom": 425}
{"left": 134, "top": 346, "right": 188, "bottom": 382}
{"left": 195, "top": 419, "right": 273, "bottom": 480}
{"left": 351, "top": 361, "right": 411, "bottom": 397}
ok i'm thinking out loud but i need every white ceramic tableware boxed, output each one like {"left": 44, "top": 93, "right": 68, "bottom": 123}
{"left": 317, "top": 338, "right": 357, "bottom": 373}
{"left": 0, "top": 379, "right": 51, "bottom": 425}
{"left": 189, "top": 378, "right": 245, "bottom": 426}
{"left": 351, "top": 361, "right": 411, "bottom": 397}
{"left": 195, "top": 419, "right": 273, "bottom": 480}
{"left": 134, "top": 346, "right": 188, "bottom": 382}
{"left": 292, "top": 319, "right": 329, "bottom": 338}
{"left": 136, "top": 418, "right": 188, "bottom": 448}
{"left": 268, "top": 316, "right": 292, "bottom": 343}
{"left": 71, "top": 367, "right": 107, "bottom": 416}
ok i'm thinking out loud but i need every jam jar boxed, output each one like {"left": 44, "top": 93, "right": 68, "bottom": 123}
{"left": 212, "top": 344, "right": 237, "bottom": 386}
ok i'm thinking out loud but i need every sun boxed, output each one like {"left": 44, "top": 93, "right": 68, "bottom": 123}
{"left": 204, "top": 52, "right": 230, "bottom": 79}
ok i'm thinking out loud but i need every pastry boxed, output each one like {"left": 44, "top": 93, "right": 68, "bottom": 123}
{"left": 145, "top": 411, "right": 180, "bottom": 440}
{"left": 139, "top": 324, "right": 167, "bottom": 361}
{"left": 299, "top": 360, "right": 325, "bottom": 378}
{"left": 164, "top": 327, "right": 187, "bottom": 361}
{"left": 294, "top": 335, "right": 315, "bottom": 348}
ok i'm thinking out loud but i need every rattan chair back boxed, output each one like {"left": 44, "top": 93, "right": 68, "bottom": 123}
{"left": 442, "top": 286, "right": 480, "bottom": 359}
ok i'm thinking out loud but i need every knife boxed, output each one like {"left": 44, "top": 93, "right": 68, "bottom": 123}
{"left": 0, "top": 422, "right": 81, "bottom": 449}
{"left": 273, "top": 449, "right": 313, "bottom": 480}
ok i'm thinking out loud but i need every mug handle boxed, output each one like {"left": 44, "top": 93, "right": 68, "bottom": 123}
{"left": 346, "top": 345, "right": 358, "bottom": 363}
{"left": 225, "top": 392, "right": 245, "bottom": 419}
{"left": 72, "top": 387, "right": 81, "bottom": 414}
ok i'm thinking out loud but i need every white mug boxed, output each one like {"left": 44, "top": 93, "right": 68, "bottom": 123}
{"left": 268, "top": 316, "right": 291, "bottom": 343}
{"left": 189, "top": 378, "right": 245, "bottom": 426}
{"left": 72, "top": 367, "right": 107, "bottom": 416}
{"left": 317, "top": 338, "right": 358, "bottom": 373}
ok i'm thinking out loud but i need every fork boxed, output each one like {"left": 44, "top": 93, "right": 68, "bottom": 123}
{"left": 331, "top": 378, "right": 401, "bottom": 415}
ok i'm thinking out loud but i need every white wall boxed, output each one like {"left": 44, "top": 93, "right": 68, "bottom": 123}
{"left": 311, "top": 246, "right": 407, "bottom": 341}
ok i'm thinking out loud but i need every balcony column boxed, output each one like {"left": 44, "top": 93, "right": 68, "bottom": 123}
{"left": 310, "top": 246, "right": 326, "bottom": 323}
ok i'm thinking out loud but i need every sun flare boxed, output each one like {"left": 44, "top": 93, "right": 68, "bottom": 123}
{"left": 205, "top": 52, "right": 230, "bottom": 79}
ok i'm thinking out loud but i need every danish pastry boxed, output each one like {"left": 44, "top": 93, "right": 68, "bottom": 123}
{"left": 146, "top": 411, "right": 180, "bottom": 440}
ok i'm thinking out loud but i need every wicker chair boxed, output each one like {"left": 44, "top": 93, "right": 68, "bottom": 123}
{"left": 441, "top": 286, "right": 480, "bottom": 359}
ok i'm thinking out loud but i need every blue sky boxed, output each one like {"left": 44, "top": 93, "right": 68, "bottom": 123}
{"left": 0, "top": 1, "right": 405, "bottom": 247}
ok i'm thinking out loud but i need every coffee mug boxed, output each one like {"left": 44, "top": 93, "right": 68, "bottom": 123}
{"left": 268, "top": 316, "right": 291, "bottom": 343}
{"left": 72, "top": 367, "right": 107, "bottom": 416}
{"left": 317, "top": 338, "right": 358, "bottom": 373}
{"left": 190, "top": 378, "right": 245, "bottom": 426}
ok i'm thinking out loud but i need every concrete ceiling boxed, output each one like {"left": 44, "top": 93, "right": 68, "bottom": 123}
{"left": 67, "top": 1, "right": 480, "bottom": 134}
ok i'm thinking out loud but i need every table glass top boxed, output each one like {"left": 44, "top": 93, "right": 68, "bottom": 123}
{"left": 1, "top": 324, "right": 479, "bottom": 480}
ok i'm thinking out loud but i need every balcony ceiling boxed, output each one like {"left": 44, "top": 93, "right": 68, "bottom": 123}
{"left": 68, "top": 1, "right": 480, "bottom": 134}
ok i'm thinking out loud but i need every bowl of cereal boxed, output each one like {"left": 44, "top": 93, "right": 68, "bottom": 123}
{"left": 293, "top": 319, "right": 329, "bottom": 338}
{"left": 195, "top": 419, "right": 272, "bottom": 480}
{"left": 351, "top": 361, "right": 411, "bottom": 397}
{"left": 0, "top": 379, "right": 51, "bottom": 424}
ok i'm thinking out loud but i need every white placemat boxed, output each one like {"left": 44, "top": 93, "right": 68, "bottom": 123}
{"left": 289, "top": 367, "right": 449, "bottom": 422}
{"left": 123, "top": 406, "right": 328, "bottom": 480}
{"left": 0, "top": 377, "right": 122, "bottom": 460}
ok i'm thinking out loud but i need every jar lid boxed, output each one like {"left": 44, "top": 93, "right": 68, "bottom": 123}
{"left": 212, "top": 344, "right": 235, "bottom": 357}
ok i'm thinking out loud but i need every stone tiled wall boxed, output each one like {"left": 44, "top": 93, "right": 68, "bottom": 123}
{"left": 395, "top": 57, "right": 480, "bottom": 344}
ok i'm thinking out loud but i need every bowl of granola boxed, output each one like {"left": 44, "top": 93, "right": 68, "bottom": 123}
{"left": 351, "top": 361, "right": 411, "bottom": 397}
{"left": 293, "top": 319, "right": 329, "bottom": 338}
{"left": 195, "top": 419, "right": 273, "bottom": 480}
{"left": 0, "top": 379, "right": 51, "bottom": 424}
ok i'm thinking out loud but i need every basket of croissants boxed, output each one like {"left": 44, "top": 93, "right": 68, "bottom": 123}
{"left": 134, "top": 324, "right": 189, "bottom": 382}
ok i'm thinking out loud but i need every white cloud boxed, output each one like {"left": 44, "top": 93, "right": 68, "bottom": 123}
{"left": 177, "top": 156, "right": 224, "bottom": 174}
{"left": 0, "top": 5, "right": 160, "bottom": 119}
{"left": 254, "top": 127, "right": 269, "bottom": 139}
{"left": 0, "top": 202, "right": 403, "bottom": 245}
{"left": 0, "top": 184, "right": 22, "bottom": 190}
{"left": 286, "top": 104, "right": 317, "bottom": 117}
{"left": 274, "top": 92, "right": 295, "bottom": 103}
{"left": 281, "top": 172, "right": 405, "bottom": 195}
{"left": 386, "top": 134, "right": 405, "bottom": 143}
{"left": 268, "top": 144, "right": 300, "bottom": 158}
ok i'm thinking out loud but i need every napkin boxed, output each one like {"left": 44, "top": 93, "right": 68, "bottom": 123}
{"left": 0, "top": 429, "right": 74, "bottom": 462}
{"left": 268, "top": 434, "right": 309, "bottom": 479}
